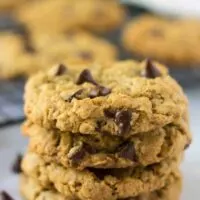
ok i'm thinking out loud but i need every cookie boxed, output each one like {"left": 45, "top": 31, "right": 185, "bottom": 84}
{"left": 20, "top": 170, "right": 182, "bottom": 200}
{"left": 0, "top": 0, "right": 26, "bottom": 12}
{"left": 22, "top": 119, "right": 190, "bottom": 169}
{"left": 15, "top": 0, "right": 125, "bottom": 34}
{"left": 123, "top": 15, "right": 200, "bottom": 67}
{"left": 24, "top": 60, "right": 188, "bottom": 136}
{"left": 21, "top": 152, "right": 181, "bottom": 200}
{"left": 0, "top": 32, "right": 36, "bottom": 79}
{"left": 31, "top": 31, "right": 118, "bottom": 66}
{"left": 0, "top": 31, "right": 118, "bottom": 79}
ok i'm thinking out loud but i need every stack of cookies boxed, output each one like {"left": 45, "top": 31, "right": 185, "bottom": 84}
{"left": 20, "top": 59, "right": 191, "bottom": 200}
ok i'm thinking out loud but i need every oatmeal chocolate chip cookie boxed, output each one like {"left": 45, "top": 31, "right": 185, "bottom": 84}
{"left": 21, "top": 152, "right": 181, "bottom": 200}
{"left": 24, "top": 60, "right": 188, "bottom": 136}
{"left": 0, "top": 31, "right": 117, "bottom": 79}
{"left": 20, "top": 170, "right": 182, "bottom": 200}
{"left": 123, "top": 15, "right": 200, "bottom": 67}
{"left": 22, "top": 119, "right": 190, "bottom": 169}
{"left": 15, "top": 0, "right": 125, "bottom": 34}
{"left": 30, "top": 31, "right": 118, "bottom": 66}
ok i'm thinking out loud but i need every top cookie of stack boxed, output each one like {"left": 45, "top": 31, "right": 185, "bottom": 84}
{"left": 24, "top": 60, "right": 188, "bottom": 136}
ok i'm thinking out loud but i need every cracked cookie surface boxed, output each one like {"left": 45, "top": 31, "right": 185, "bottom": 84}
{"left": 21, "top": 152, "right": 181, "bottom": 200}
{"left": 123, "top": 15, "right": 200, "bottom": 67}
{"left": 23, "top": 120, "right": 190, "bottom": 169}
{"left": 24, "top": 60, "right": 188, "bottom": 136}
{"left": 20, "top": 170, "right": 182, "bottom": 200}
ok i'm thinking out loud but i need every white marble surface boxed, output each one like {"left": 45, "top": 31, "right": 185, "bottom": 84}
{"left": 0, "top": 87, "right": 199, "bottom": 199}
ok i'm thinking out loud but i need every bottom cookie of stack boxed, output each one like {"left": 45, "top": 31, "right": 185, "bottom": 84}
{"left": 20, "top": 170, "right": 182, "bottom": 200}
{"left": 21, "top": 152, "right": 182, "bottom": 200}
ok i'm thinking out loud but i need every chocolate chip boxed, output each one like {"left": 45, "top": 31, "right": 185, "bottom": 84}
{"left": 115, "top": 110, "right": 132, "bottom": 135}
{"left": 104, "top": 109, "right": 116, "bottom": 118}
{"left": 12, "top": 154, "right": 22, "bottom": 174}
{"left": 68, "top": 143, "right": 86, "bottom": 164}
{"left": 117, "top": 142, "right": 137, "bottom": 162}
{"left": 88, "top": 88, "right": 99, "bottom": 98}
{"left": 68, "top": 89, "right": 83, "bottom": 102}
{"left": 99, "top": 86, "right": 111, "bottom": 96}
{"left": 68, "top": 142, "right": 97, "bottom": 164}
{"left": 83, "top": 143, "right": 97, "bottom": 154}
{"left": 0, "top": 191, "right": 14, "bottom": 200}
{"left": 76, "top": 69, "right": 98, "bottom": 85}
{"left": 55, "top": 64, "right": 67, "bottom": 76}
{"left": 78, "top": 52, "right": 93, "bottom": 60}
{"left": 142, "top": 59, "right": 162, "bottom": 78}
{"left": 88, "top": 86, "right": 111, "bottom": 98}
{"left": 14, "top": 26, "right": 36, "bottom": 53}
{"left": 184, "top": 141, "right": 191, "bottom": 150}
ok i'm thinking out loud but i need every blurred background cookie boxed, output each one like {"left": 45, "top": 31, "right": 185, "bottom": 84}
{"left": 0, "top": 30, "right": 118, "bottom": 79}
{"left": 122, "top": 14, "right": 200, "bottom": 68}
{"left": 0, "top": 0, "right": 27, "bottom": 13}
{"left": 15, "top": 0, "right": 126, "bottom": 34}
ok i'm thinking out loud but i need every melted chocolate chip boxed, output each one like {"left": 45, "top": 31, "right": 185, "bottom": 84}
{"left": 104, "top": 109, "right": 116, "bottom": 118}
{"left": 68, "top": 143, "right": 96, "bottom": 163}
{"left": 117, "top": 142, "right": 137, "bottom": 162}
{"left": 76, "top": 69, "right": 98, "bottom": 85}
{"left": 89, "top": 86, "right": 111, "bottom": 98}
{"left": 68, "top": 89, "right": 83, "bottom": 102}
{"left": 55, "top": 64, "right": 67, "bottom": 76}
{"left": 142, "top": 59, "right": 162, "bottom": 78}
{"left": 115, "top": 110, "right": 132, "bottom": 135}
{"left": 83, "top": 143, "right": 97, "bottom": 154}
{"left": 0, "top": 191, "right": 14, "bottom": 200}
{"left": 68, "top": 144, "right": 86, "bottom": 164}
{"left": 78, "top": 52, "right": 93, "bottom": 60}
{"left": 12, "top": 154, "right": 22, "bottom": 174}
